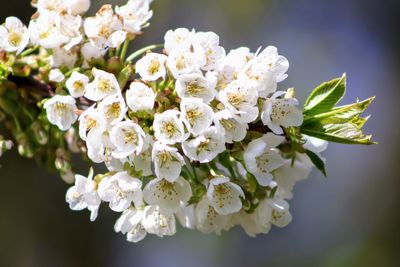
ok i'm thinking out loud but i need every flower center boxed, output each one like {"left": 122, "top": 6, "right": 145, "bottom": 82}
{"left": 55, "top": 102, "right": 70, "bottom": 115}
{"left": 197, "top": 138, "right": 211, "bottom": 151}
{"left": 73, "top": 80, "right": 85, "bottom": 92}
{"left": 99, "top": 25, "right": 112, "bottom": 38}
{"left": 186, "top": 81, "right": 205, "bottom": 96}
{"left": 98, "top": 78, "right": 112, "bottom": 93}
{"left": 256, "top": 152, "right": 271, "bottom": 173}
{"left": 227, "top": 92, "right": 245, "bottom": 108}
{"left": 159, "top": 180, "right": 178, "bottom": 199}
{"left": 8, "top": 31, "right": 22, "bottom": 47}
{"left": 106, "top": 102, "right": 121, "bottom": 120}
{"left": 175, "top": 55, "right": 186, "bottom": 70}
{"left": 148, "top": 59, "right": 161, "bottom": 75}
{"left": 185, "top": 108, "right": 202, "bottom": 125}
{"left": 162, "top": 121, "right": 178, "bottom": 138}
{"left": 123, "top": 129, "right": 138, "bottom": 145}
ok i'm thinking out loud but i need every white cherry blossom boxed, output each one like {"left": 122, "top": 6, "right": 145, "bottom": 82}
{"left": 267, "top": 197, "right": 292, "bottom": 228}
{"left": 35, "top": 0, "right": 65, "bottom": 13}
{"left": 180, "top": 97, "right": 214, "bottom": 136}
{"left": 182, "top": 126, "right": 225, "bottom": 163}
{"left": 78, "top": 105, "right": 106, "bottom": 141}
{"left": 141, "top": 205, "right": 176, "bottom": 237}
{"left": 235, "top": 204, "right": 272, "bottom": 237}
{"left": 66, "top": 171, "right": 101, "bottom": 221}
{"left": 66, "top": 72, "right": 89, "bottom": 98}
{"left": 261, "top": 91, "right": 303, "bottom": 134}
{"left": 136, "top": 52, "right": 168, "bottom": 81}
{"left": 212, "top": 47, "right": 253, "bottom": 91}
{"left": 256, "top": 46, "right": 289, "bottom": 83}
{"left": 116, "top": 0, "right": 153, "bottom": 34}
{"left": 164, "top": 27, "right": 194, "bottom": 54}
{"left": 219, "top": 80, "right": 259, "bottom": 123}
{"left": 152, "top": 142, "right": 184, "bottom": 182}
{"left": 131, "top": 144, "right": 153, "bottom": 176}
{"left": 110, "top": 120, "right": 146, "bottom": 158}
{"left": 166, "top": 48, "right": 202, "bottom": 78}
{"left": 84, "top": 5, "right": 126, "bottom": 49}
{"left": 237, "top": 46, "right": 288, "bottom": 96}
{"left": 126, "top": 82, "right": 156, "bottom": 112}
{"left": 195, "top": 195, "right": 228, "bottom": 234}
{"left": 81, "top": 42, "right": 107, "bottom": 62}
{"left": 64, "top": 0, "right": 91, "bottom": 15}
{"left": 175, "top": 72, "right": 216, "bottom": 103}
{"left": 85, "top": 69, "right": 121, "bottom": 101}
{"left": 59, "top": 13, "right": 84, "bottom": 50}
{"left": 50, "top": 48, "right": 78, "bottom": 69}
{"left": 48, "top": 68, "right": 65, "bottom": 83}
{"left": 207, "top": 176, "right": 244, "bottom": 215}
{"left": 213, "top": 109, "right": 248, "bottom": 143}
{"left": 0, "top": 17, "right": 29, "bottom": 54}
{"left": 44, "top": 95, "right": 78, "bottom": 131}
{"left": 193, "top": 31, "right": 225, "bottom": 71}
{"left": 98, "top": 94, "right": 127, "bottom": 126}
{"left": 98, "top": 172, "right": 143, "bottom": 212}
{"left": 143, "top": 176, "right": 192, "bottom": 215}
{"left": 243, "top": 133, "right": 285, "bottom": 186}
{"left": 153, "top": 109, "right": 187, "bottom": 144}
{"left": 28, "top": 11, "right": 69, "bottom": 49}
{"left": 114, "top": 207, "right": 147, "bottom": 243}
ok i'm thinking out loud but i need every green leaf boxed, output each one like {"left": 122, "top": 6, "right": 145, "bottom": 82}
{"left": 304, "top": 73, "right": 346, "bottom": 116}
{"left": 303, "top": 97, "right": 375, "bottom": 125}
{"left": 301, "top": 122, "right": 375, "bottom": 145}
{"left": 305, "top": 150, "right": 327, "bottom": 177}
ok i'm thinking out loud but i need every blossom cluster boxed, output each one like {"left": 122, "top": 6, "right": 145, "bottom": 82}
{"left": 58, "top": 24, "right": 327, "bottom": 240}
{"left": 1, "top": 0, "right": 375, "bottom": 243}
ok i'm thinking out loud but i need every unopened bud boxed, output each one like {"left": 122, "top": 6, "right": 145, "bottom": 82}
{"left": 31, "top": 121, "right": 48, "bottom": 145}
{"left": 55, "top": 148, "right": 72, "bottom": 172}
{"left": 16, "top": 134, "right": 34, "bottom": 158}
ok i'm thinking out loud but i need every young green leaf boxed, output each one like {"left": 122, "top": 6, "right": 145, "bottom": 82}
{"left": 304, "top": 73, "right": 346, "bottom": 116}
{"left": 301, "top": 122, "right": 375, "bottom": 145}
{"left": 305, "top": 149, "right": 327, "bottom": 177}
{"left": 303, "top": 97, "right": 375, "bottom": 125}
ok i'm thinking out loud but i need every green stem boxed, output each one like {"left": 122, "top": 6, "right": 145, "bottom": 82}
{"left": 125, "top": 44, "right": 164, "bottom": 63}
{"left": 120, "top": 40, "right": 131, "bottom": 62}
{"left": 20, "top": 46, "right": 39, "bottom": 57}
{"left": 12, "top": 115, "right": 22, "bottom": 132}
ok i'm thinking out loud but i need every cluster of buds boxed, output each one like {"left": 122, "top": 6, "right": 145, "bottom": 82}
{"left": 0, "top": 0, "right": 375, "bottom": 242}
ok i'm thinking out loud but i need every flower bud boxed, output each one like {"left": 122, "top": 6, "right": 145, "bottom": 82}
{"left": 31, "top": 121, "right": 48, "bottom": 145}
{"left": 55, "top": 148, "right": 72, "bottom": 172}
{"left": 17, "top": 135, "right": 34, "bottom": 158}
{"left": 0, "top": 137, "right": 13, "bottom": 157}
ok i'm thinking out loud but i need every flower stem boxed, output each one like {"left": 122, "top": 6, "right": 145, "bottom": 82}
{"left": 125, "top": 44, "right": 164, "bottom": 63}
{"left": 20, "top": 46, "right": 39, "bottom": 57}
{"left": 120, "top": 40, "right": 131, "bottom": 62}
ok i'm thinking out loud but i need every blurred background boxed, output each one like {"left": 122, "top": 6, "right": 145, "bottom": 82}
{"left": 1, "top": 0, "right": 399, "bottom": 266}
